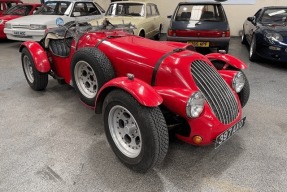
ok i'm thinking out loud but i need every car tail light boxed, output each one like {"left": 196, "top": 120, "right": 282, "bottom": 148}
{"left": 222, "top": 30, "right": 230, "bottom": 37}
{"left": 168, "top": 29, "right": 176, "bottom": 36}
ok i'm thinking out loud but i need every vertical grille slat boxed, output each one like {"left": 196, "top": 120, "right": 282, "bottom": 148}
{"left": 191, "top": 60, "right": 239, "bottom": 124}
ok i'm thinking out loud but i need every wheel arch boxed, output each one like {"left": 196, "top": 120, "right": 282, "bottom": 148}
{"left": 95, "top": 77, "right": 163, "bottom": 114}
{"left": 206, "top": 53, "right": 248, "bottom": 70}
{"left": 19, "top": 41, "right": 50, "bottom": 73}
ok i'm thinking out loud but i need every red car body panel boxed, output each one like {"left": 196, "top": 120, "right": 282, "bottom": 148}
{"left": 0, "top": 4, "right": 41, "bottom": 39}
{"left": 20, "top": 41, "right": 51, "bottom": 72}
{"left": 20, "top": 29, "right": 248, "bottom": 146}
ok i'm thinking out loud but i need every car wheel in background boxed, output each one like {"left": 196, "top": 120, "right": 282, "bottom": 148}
{"left": 139, "top": 30, "right": 145, "bottom": 38}
{"left": 249, "top": 35, "right": 258, "bottom": 61}
{"left": 154, "top": 25, "right": 162, "bottom": 40}
{"left": 71, "top": 48, "right": 115, "bottom": 106}
{"left": 241, "top": 28, "right": 247, "bottom": 44}
{"left": 21, "top": 48, "right": 48, "bottom": 91}
{"left": 103, "top": 89, "right": 169, "bottom": 172}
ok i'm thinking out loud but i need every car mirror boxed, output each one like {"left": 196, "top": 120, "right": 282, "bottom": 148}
{"left": 167, "top": 15, "right": 172, "bottom": 19}
{"left": 247, "top": 16, "right": 255, "bottom": 22}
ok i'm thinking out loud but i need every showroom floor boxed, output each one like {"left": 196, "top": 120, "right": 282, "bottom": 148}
{"left": 0, "top": 37, "right": 286, "bottom": 192}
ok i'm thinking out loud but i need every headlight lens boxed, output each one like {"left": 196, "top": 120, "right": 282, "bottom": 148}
{"left": 232, "top": 72, "right": 245, "bottom": 93}
{"left": 186, "top": 91, "right": 205, "bottom": 118}
{"left": 30, "top": 24, "right": 47, "bottom": 30}
{"left": 5, "top": 23, "right": 11, "bottom": 29}
{"left": 265, "top": 32, "right": 283, "bottom": 42}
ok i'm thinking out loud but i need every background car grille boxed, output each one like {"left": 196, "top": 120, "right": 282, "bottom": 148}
{"left": 12, "top": 25, "right": 30, "bottom": 29}
{"left": 191, "top": 60, "right": 239, "bottom": 124}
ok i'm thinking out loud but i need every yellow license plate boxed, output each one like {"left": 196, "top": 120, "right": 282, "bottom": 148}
{"left": 187, "top": 41, "right": 209, "bottom": 47}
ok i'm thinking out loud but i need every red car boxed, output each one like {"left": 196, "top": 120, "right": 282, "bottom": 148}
{"left": 19, "top": 21, "right": 250, "bottom": 172}
{"left": 0, "top": 0, "right": 22, "bottom": 15}
{"left": 0, "top": 3, "right": 41, "bottom": 39}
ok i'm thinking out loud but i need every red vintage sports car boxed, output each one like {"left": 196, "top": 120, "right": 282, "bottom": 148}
{"left": 0, "top": 3, "right": 41, "bottom": 39}
{"left": 19, "top": 20, "right": 250, "bottom": 172}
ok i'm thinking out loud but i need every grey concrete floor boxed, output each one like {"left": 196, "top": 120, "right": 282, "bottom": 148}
{"left": 0, "top": 37, "right": 287, "bottom": 192}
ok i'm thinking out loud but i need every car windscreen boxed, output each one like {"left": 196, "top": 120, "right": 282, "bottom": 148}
{"left": 106, "top": 3, "right": 144, "bottom": 17}
{"left": 174, "top": 4, "right": 226, "bottom": 22}
{"left": 260, "top": 8, "right": 287, "bottom": 23}
{"left": 4, "top": 4, "right": 32, "bottom": 15}
{"left": 35, "top": 1, "right": 71, "bottom": 15}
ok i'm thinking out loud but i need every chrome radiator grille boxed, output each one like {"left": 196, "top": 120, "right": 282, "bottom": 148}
{"left": 191, "top": 60, "right": 239, "bottom": 124}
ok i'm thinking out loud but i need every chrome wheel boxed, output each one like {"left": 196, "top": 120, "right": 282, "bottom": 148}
{"left": 74, "top": 61, "right": 98, "bottom": 99}
{"left": 108, "top": 105, "right": 142, "bottom": 158}
{"left": 23, "top": 55, "right": 34, "bottom": 83}
{"left": 250, "top": 38, "right": 255, "bottom": 58}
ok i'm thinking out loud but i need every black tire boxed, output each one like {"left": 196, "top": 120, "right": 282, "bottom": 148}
{"left": 238, "top": 72, "right": 250, "bottom": 108}
{"left": 139, "top": 30, "right": 145, "bottom": 38}
{"left": 71, "top": 47, "right": 115, "bottom": 106}
{"left": 21, "top": 48, "right": 48, "bottom": 91}
{"left": 241, "top": 28, "right": 247, "bottom": 44}
{"left": 154, "top": 25, "right": 162, "bottom": 40}
{"left": 249, "top": 35, "right": 258, "bottom": 62}
{"left": 103, "top": 89, "right": 169, "bottom": 172}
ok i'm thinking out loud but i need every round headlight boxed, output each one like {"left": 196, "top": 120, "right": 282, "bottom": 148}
{"left": 186, "top": 91, "right": 205, "bottom": 118}
{"left": 232, "top": 72, "right": 245, "bottom": 93}
{"left": 265, "top": 32, "right": 283, "bottom": 42}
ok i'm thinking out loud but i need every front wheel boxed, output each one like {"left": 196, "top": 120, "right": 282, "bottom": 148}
{"left": 249, "top": 36, "right": 258, "bottom": 61}
{"left": 103, "top": 89, "right": 169, "bottom": 172}
{"left": 241, "top": 29, "right": 247, "bottom": 44}
{"left": 21, "top": 48, "right": 48, "bottom": 91}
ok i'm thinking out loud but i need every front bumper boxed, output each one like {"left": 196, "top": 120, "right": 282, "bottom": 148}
{"left": 4, "top": 28, "right": 44, "bottom": 41}
{"left": 176, "top": 102, "right": 243, "bottom": 146}
{"left": 256, "top": 41, "right": 287, "bottom": 62}
{"left": 166, "top": 35, "right": 230, "bottom": 49}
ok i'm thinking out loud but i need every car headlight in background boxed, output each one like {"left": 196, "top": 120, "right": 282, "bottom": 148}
{"left": 232, "top": 72, "right": 245, "bottom": 93}
{"left": 30, "top": 24, "right": 47, "bottom": 30}
{"left": 186, "top": 91, "right": 205, "bottom": 118}
{"left": 5, "top": 23, "right": 11, "bottom": 29}
{"left": 265, "top": 32, "right": 283, "bottom": 42}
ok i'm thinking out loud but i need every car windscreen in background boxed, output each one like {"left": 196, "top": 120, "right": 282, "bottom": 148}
{"left": 260, "top": 8, "right": 287, "bottom": 23}
{"left": 175, "top": 4, "right": 226, "bottom": 22}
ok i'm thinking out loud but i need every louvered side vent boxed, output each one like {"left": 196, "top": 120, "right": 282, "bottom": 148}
{"left": 191, "top": 60, "right": 239, "bottom": 124}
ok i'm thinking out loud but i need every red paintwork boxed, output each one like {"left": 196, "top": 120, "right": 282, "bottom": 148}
{"left": 19, "top": 41, "right": 50, "bottom": 73}
{"left": 96, "top": 77, "right": 163, "bottom": 110}
{"left": 206, "top": 53, "right": 248, "bottom": 70}
{"left": 0, "top": 4, "right": 41, "bottom": 39}
{"left": 21, "top": 28, "right": 249, "bottom": 146}
{"left": 168, "top": 29, "right": 230, "bottom": 37}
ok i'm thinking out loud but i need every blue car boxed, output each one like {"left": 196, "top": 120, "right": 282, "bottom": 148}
{"left": 242, "top": 6, "right": 287, "bottom": 62}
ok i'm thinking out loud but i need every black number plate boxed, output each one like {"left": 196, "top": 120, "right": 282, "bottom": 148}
{"left": 215, "top": 117, "right": 246, "bottom": 149}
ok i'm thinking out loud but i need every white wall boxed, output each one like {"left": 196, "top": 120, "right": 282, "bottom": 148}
{"left": 23, "top": 0, "right": 287, "bottom": 36}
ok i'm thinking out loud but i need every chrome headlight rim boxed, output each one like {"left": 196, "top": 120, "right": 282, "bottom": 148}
{"left": 186, "top": 91, "right": 205, "bottom": 118}
{"left": 265, "top": 31, "right": 283, "bottom": 42}
{"left": 29, "top": 24, "right": 47, "bottom": 30}
{"left": 232, "top": 71, "right": 245, "bottom": 93}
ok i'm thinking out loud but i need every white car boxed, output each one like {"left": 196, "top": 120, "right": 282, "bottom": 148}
{"left": 4, "top": 0, "right": 105, "bottom": 41}
{"left": 89, "top": 1, "right": 162, "bottom": 39}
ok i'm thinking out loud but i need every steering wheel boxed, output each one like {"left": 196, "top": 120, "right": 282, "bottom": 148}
{"left": 63, "top": 21, "right": 91, "bottom": 47}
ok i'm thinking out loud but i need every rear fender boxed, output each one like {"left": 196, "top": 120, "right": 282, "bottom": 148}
{"left": 206, "top": 53, "right": 247, "bottom": 70}
{"left": 19, "top": 41, "right": 50, "bottom": 73}
{"left": 95, "top": 77, "right": 163, "bottom": 114}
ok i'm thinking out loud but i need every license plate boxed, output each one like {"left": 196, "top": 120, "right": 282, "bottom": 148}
{"left": 187, "top": 41, "right": 209, "bottom": 47}
{"left": 215, "top": 117, "right": 246, "bottom": 149}
{"left": 14, "top": 31, "right": 26, "bottom": 36}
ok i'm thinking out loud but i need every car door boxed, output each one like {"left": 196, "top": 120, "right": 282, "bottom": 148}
{"left": 245, "top": 9, "right": 262, "bottom": 43}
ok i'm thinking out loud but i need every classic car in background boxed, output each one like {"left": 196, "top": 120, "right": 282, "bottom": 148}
{"left": 242, "top": 6, "right": 287, "bottom": 62}
{"left": 89, "top": 1, "right": 162, "bottom": 39}
{"left": 4, "top": 0, "right": 105, "bottom": 41}
{"left": 166, "top": 1, "right": 230, "bottom": 53}
{"left": 0, "top": 0, "right": 22, "bottom": 15}
{"left": 0, "top": 3, "right": 41, "bottom": 39}
{"left": 19, "top": 20, "right": 249, "bottom": 172}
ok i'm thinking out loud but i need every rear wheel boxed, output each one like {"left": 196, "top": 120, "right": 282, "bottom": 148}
{"left": 21, "top": 48, "right": 48, "bottom": 91}
{"left": 139, "top": 30, "right": 145, "bottom": 38}
{"left": 154, "top": 25, "right": 162, "bottom": 40}
{"left": 103, "top": 89, "right": 169, "bottom": 172}
{"left": 71, "top": 48, "right": 115, "bottom": 106}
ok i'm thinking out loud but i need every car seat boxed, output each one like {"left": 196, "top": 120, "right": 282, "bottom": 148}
{"left": 181, "top": 12, "right": 191, "bottom": 21}
{"left": 200, "top": 11, "right": 214, "bottom": 20}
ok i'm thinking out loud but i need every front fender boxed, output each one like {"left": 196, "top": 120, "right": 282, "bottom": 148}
{"left": 206, "top": 53, "right": 247, "bottom": 70}
{"left": 19, "top": 41, "right": 50, "bottom": 73}
{"left": 95, "top": 77, "right": 163, "bottom": 114}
